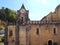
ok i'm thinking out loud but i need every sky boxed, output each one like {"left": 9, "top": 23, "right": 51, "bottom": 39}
{"left": 0, "top": 0, "right": 60, "bottom": 20}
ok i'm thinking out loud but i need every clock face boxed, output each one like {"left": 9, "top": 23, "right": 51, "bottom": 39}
{"left": 20, "top": 8, "right": 26, "bottom": 13}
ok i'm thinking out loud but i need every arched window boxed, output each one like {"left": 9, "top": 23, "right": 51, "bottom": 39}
{"left": 9, "top": 30, "right": 13, "bottom": 36}
{"left": 20, "top": 17, "right": 24, "bottom": 24}
{"left": 36, "top": 28, "right": 39, "bottom": 35}
{"left": 21, "top": 17, "right": 23, "bottom": 23}
{"left": 53, "top": 28, "right": 57, "bottom": 35}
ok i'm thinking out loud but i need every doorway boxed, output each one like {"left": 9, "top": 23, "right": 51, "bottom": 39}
{"left": 48, "top": 40, "right": 52, "bottom": 45}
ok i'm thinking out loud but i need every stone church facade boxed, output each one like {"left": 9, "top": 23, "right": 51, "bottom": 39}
{"left": 4, "top": 4, "right": 60, "bottom": 45}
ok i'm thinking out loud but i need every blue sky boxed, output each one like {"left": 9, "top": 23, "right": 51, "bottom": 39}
{"left": 0, "top": 0, "right": 60, "bottom": 20}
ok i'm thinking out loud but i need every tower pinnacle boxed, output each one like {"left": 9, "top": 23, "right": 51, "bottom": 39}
{"left": 21, "top": 4, "right": 25, "bottom": 9}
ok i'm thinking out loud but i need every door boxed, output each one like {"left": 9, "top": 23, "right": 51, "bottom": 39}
{"left": 48, "top": 40, "right": 52, "bottom": 45}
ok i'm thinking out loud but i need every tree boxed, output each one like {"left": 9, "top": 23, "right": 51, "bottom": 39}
{"left": 0, "top": 7, "right": 6, "bottom": 21}
{"left": 0, "top": 7, "right": 16, "bottom": 23}
{"left": 5, "top": 8, "right": 10, "bottom": 21}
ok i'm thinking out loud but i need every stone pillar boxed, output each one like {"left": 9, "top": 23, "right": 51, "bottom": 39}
{"left": 4, "top": 21, "right": 8, "bottom": 45}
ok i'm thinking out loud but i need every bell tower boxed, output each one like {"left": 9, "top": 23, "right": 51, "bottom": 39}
{"left": 16, "top": 4, "right": 30, "bottom": 45}
{"left": 17, "top": 4, "right": 29, "bottom": 25}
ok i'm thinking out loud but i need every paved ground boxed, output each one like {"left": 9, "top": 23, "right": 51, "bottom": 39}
{"left": 0, "top": 42, "right": 4, "bottom": 45}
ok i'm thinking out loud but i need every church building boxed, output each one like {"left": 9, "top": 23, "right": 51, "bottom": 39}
{"left": 4, "top": 4, "right": 60, "bottom": 45}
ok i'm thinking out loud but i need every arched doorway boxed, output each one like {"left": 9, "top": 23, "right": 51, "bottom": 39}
{"left": 48, "top": 40, "right": 52, "bottom": 45}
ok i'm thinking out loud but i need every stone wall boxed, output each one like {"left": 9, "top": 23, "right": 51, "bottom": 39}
{"left": 8, "top": 25, "right": 16, "bottom": 45}
{"left": 29, "top": 24, "right": 60, "bottom": 45}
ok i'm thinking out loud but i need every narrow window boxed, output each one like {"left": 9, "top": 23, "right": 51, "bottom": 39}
{"left": 36, "top": 28, "right": 39, "bottom": 35}
{"left": 21, "top": 17, "right": 23, "bottom": 22}
{"left": 53, "top": 28, "right": 57, "bottom": 35}
{"left": 20, "top": 17, "right": 23, "bottom": 24}
{"left": 9, "top": 30, "right": 13, "bottom": 36}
